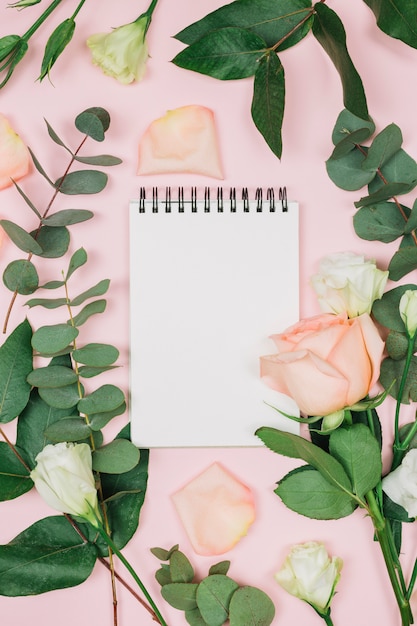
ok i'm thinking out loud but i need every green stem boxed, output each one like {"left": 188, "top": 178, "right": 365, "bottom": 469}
{"left": 22, "top": 0, "right": 64, "bottom": 40}
{"left": 95, "top": 523, "right": 168, "bottom": 626}
{"left": 322, "top": 613, "right": 334, "bottom": 626}
{"left": 391, "top": 336, "right": 415, "bottom": 469}
{"left": 71, "top": 0, "right": 88, "bottom": 20}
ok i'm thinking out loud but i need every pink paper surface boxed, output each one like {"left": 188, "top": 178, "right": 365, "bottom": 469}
{"left": 1, "top": 1, "right": 416, "bottom": 625}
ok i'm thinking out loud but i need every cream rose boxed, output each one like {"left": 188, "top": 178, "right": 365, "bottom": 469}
{"left": 260, "top": 312, "right": 384, "bottom": 416}
{"left": 311, "top": 252, "right": 388, "bottom": 318}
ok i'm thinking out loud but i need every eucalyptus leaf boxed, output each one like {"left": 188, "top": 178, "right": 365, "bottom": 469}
{"left": 89, "top": 401, "right": 126, "bottom": 431}
{"left": 0, "top": 319, "right": 32, "bottom": 423}
{"left": 77, "top": 384, "right": 124, "bottom": 415}
{"left": 55, "top": 170, "right": 108, "bottom": 195}
{"left": 31, "top": 323, "right": 78, "bottom": 355}
{"left": 331, "top": 108, "right": 375, "bottom": 146}
{"left": 151, "top": 544, "right": 180, "bottom": 561}
{"left": 73, "top": 154, "right": 122, "bottom": 166}
{"left": 326, "top": 148, "right": 375, "bottom": 191}
{"left": 42, "top": 209, "right": 94, "bottom": 227}
{"left": 251, "top": 51, "right": 285, "bottom": 159}
{"left": 170, "top": 550, "right": 195, "bottom": 583}
{"left": 161, "top": 583, "right": 199, "bottom": 611}
{"left": 3, "top": 260, "right": 39, "bottom": 295}
{"left": 380, "top": 356, "right": 417, "bottom": 402}
{"left": 362, "top": 0, "right": 417, "bottom": 48}
{"left": 11, "top": 181, "right": 41, "bottom": 219}
{"left": 330, "top": 127, "right": 374, "bottom": 160}
{"left": 43, "top": 417, "right": 92, "bottom": 442}
{"left": 40, "top": 280, "right": 65, "bottom": 290}
{"left": 156, "top": 566, "right": 172, "bottom": 587}
{"left": 388, "top": 236, "right": 417, "bottom": 281}
{"left": 25, "top": 296, "right": 68, "bottom": 309}
{"left": 38, "top": 383, "right": 81, "bottom": 410}
{"left": 229, "top": 586, "right": 275, "bottom": 626}
{"left": 77, "top": 364, "right": 117, "bottom": 379}
{"left": 209, "top": 561, "right": 231, "bottom": 576}
{"left": 70, "top": 279, "right": 110, "bottom": 306}
{"left": 92, "top": 439, "right": 140, "bottom": 474}
{"left": 353, "top": 202, "right": 408, "bottom": 243}
{"left": 72, "top": 343, "right": 119, "bottom": 366}
{"left": 185, "top": 607, "right": 207, "bottom": 626}
{"left": 27, "top": 147, "right": 54, "bottom": 186}
{"left": 196, "top": 574, "right": 239, "bottom": 626}
{"left": 312, "top": 3, "right": 368, "bottom": 120}
{"left": 27, "top": 365, "right": 77, "bottom": 388}
{"left": 30, "top": 225, "right": 70, "bottom": 258}
{"left": 0, "top": 442, "right": 32, "bottom": 501}
{"left": 354, "top": 182, "right": 413, "bottom": 208}
{"left": 44, "top": 118, "right": 68, "bottom": 150}
{"left": 361, "top": 123, "right": 403, "bottom": 172}
{"left": 70, "top": 299, "right": 107, "bottom": 326}
{"left": 404, "top": 198, "right": 417, "bottom": 234}
{"left": 367, "top": 148, "right": 417, "bottom": 195}
{"left": 75, "top": 107, "right": 110, "bottom": 141}
{"left": 172, "top": 27, "right": 267, "bottom": 80}
{"left": 0, "top": 220, "right": 42, "bottom": 254}
{"left": 66, "top": 247, "right": 88, "bottom": 280}
{"left": 372, "top": 284, "right": 416, "bottom": 330}
{"left": 0, "top": 516, "right": 97, "bottom": 595}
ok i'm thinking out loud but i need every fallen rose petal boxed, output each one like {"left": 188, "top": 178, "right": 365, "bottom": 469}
{"left": 0, "top": 114, "right": 30, "bottom": 190}
{"left": 172, "top": 462, "right": 255, "bottom": 556}
{"left": 137, "top": 105, "right": 223, "bottom": 179}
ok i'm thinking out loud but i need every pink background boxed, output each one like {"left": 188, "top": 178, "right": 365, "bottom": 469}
{"left": 1, "top": 1, "right": 417, "bottom": 625}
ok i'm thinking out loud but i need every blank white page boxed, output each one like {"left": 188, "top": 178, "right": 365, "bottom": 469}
{"left": 129, "top": 190, "right": 299, "bottom": 447}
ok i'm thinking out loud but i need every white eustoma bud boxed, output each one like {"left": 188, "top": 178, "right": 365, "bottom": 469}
{"left": 399, "top": 290, "right": 417, "bottom": 338}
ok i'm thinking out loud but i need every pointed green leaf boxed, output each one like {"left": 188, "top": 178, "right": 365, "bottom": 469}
{"left": 77, "top": 384, "right": 124, "bottom": 415}
{"left": 0, "top": 516, "right": 97, "bottom": 595}
{"left": 42, "top": 209, "right": 94, "bottom": 227}
{"left": 75, "top": 108, "right": 110, "bottom": 141}
{"left": 70, "top": 299, "right": 107, "bottom": 326}
{"left": 72, "top": 343, "right": 119, "bottom": 366}
{"left": 229, "top": 586, "right": 275, "bottom": 626}
{"left": 196, "top": 575, "right": 239, "bottom": 626}
{"left": 27, "top": 147, "right": 54, "bottom": 186}
{"left": 363, "top": 0, "right": 417, "bottom": 48}
{"left": 40, "top": 280, "right": 65, "bottom": 290}
{"left": 353, "top": 202, "right": 408, "bottom": 243}
{"left": 0, "top": 442, "right": 32, "bottom": 501}
{"left": 66, "top": 247, "right": 87, "bottom": 280}
{"left": 77, "top": 365, "right": 117, "bottom": 379}
{"left": 312, "top": 3, "right": 368, "bottom": 120}
{"left": 361, "top": 123, "right": 403, "bottom": 172}
{"left": 70, "top": 279, "right": 110, "bottom": 306}
{"left": 0, "top": 320, "right": 32, "bottom": 423}
{"left": 170, "top": 549, "right": 194, "bottom": 583}
{"left": 27, "top": 365, "right": 77, "bottom": 388}
{"left": 151, "top": 545, "right": 179, "bottom": 561}
{"left": 32, "top": 323, "right": 78, "bottom": 355}
{"left": 30, "top": 225, "right": 70, "bottom": 258}
{"left": 44, "top": 118, "right": 69, "bottom": 150}
{"left": 25, "top": 296, "right": 68, "bottom": 309}
{"left": 161, "top": 582, "right": 199, "bottom": 611}
{"left": 251, "top": 51, "right": 285, "bottom": 159}
{"left": 0, "top": 220, "right": 42, "bottom": 254}
{"left": 354, "top": 182, "right": 413, "bottom": 208}
{"left": 55, "top": 170, "right": 108, "bottom": 195}
{"left": 3, "top": 260, "right": 39, "bottom": 295}
{"left": 12, "top": 181, "right": 41, "bottom": 218}
{"left": 92, "top": 439, "right": 140, "bottom": 474}
{"left": 172, "top": 27, "right": 267, "bottom": 80}
{"left": 73, "top": 154, "right": 122, "bottom": 166}
{"left": 276, "top": 465, "right": 356, "bottom": 518}
{"left": 43, "top": 417, "right": 92, "bottom": 442}
{"left": 209, "top": 561, "right": 231, "bottom": 576}
{"left": 330, "top": 127, "right": 374, "bottom": 160}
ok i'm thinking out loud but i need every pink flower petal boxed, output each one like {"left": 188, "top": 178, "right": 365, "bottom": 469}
{"left": 172, "top": 462, "right": 255, "bottom": 556}
{"left": 137, "top": 105, "right": 223, "bottom": 179}
{"left": 0, "top": 114, "right": 30, "bottom": 190}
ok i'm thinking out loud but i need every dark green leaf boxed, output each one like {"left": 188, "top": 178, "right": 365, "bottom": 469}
{"left": 55, "top": 170, "right": 108, "bottom": 195}
{"left": 43, "top": 417, "right": 92, "bottom": 442}
{"left": 363, "top": 0, "right": 417, "bottom": 48}
{"left": 383, "top": 492, "right": 412, "bottom": 523}
{"left": 229, "top": 586, "right": 275, "bottom": 626}
{"left": 355, "top": 182, "right": 413, "bottom": 208}
{"left": 25, "top": 296, "right": 68, "bottom": 309}
{"left": 3, "top": 260, "right": 39, "bottom": 295}
{"left": 44, "top": 118, "right": 68, "bottom": 150}
{"left": 0, "top": 442, "right": 32, "bottom": 501}
{"left": 38, "top": 384, "right": 80, "bottom": 410}
{"left": 161, "top": 582, "right": 199, "bottom": 611}
{"left": 11, "top": 181, "right": 41, "bottom": 218}
{"left": 251, "top": 51, "right": 285, "bottom": 159}
{"left": 42, "top": 209, "right": 94, "bottom": 227}
{"left": 361, "top": 123, "right": 403, "bottom": 172}
{"left": 388, "top": 236, "right": 417, "bottom": 280}
{"left": 209, "top": 561, "right": 231, "bottom": 576}
{"left": 72, "top": 343, "right": 119, "bottom": 366}
{"left": 75, "top": 107, "right": 110, "bottom": 141}
{"left": 27, "top": 147, "right": 54, "bottom": 186}
{"left": 326, "top": 148, "right": 375, "bottom": 191}
{"left": 196, "top": 575, "right": 239, "bottom": 626}
{"left": 30, "top": 225, "right": 70, "bottom": 258}
{"left": 77, "top": 384, "right": 124, "bottom": 415}
{"left": 328, "top": 424, "right": 381, "bottom": 498}
{"left": 372, "top": 284, "right": 416, "bottom": 330}
{"left": 172, "top": 27, "right": 267, "bottom": 80}
{"left": 380, "top": 356, "right": 417, "bottom": 402}
{"left": 331, "top": 108, "right": 375, "bottom": 145}
{"left": 170, "top": 550, "right": 195, "bottom": 583}
{"left": 0, "top": 516, "right": 97, "bottom": 595}
{"left": 0, "top": 320, "right": 32, "bottom": 423}
{"left": 368, "top": 148, "right": 417, "bottom": 195}
{"left": 27, "top": 365, "right": 77, "bottom": 388}
{"left": 330, "top": 127, "right": 374, "bottom": 159}
{"left": 92, "top": 439, "right": 140, "bottom": 474}
{"left": 404, "top": 198, "right": 417, "bottom": 234}
{"left": 276, "top": 465, "right": 356, "bottom": 518}
{"left": 32, "top": 323, "right": 78, "bottom": 355}
{"left": 70, "top": 279, "right": 110, "bottom": 306}
{"left": 73, "top": 154, "right": 122, "bottom": 166}
{"left": 0, "top": 220, "right": 42, "bottom": 254}
{"left": 66, "top": 247, "right": 87, "bottom": 280}
{"left": 312, "top": 3, "right": 368, "bottom": 120}
{"left": 353, "top": 202, "right": 408, "bottom": 243}
{"left": 39, "top": 18, "right": 75, "bottom": 81}
{"left": 70, "top": 299, "right": 107, "bottom": 326}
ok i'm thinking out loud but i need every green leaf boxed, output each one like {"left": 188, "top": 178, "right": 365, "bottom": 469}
{"left": 363, "top": 0, "right": 417, "bottom": 48}
{"left": 70, "top": 299, "right": 107, "bottom": 326}
{"left": 0, "top": 516, "right": 97, "bottom": 595}
{"left": 354, "top": 182, "right": 413, "bottom": 208}
{"left": 361, "top": 123, "right": 403, "bottom": 172}
{"left": 27, "top": 365, "right": 78, "bottom": 388}
{"left": 77, "top": 365, "right": 117, "bottom": 379}
{"left": 385, "top": 330, "right": 409, "bottom": 360}
{"left": 0, "top": 320, "right": 32, "bottom": 423}
{"left": 55, "top": 170, "right": 108, "bottom": 195}
{"left": 156, "top": 566, "right": 172, "bottom": 587}
{"left": 209, "top": 561, "right": 231, "bottom": 576}
{"left": 151, "top": 545, "right": 179, "bottom": 561}
{"left": 11, "top": 180, "right": 41, "bottom": 219}
{"left": 196, "top": 575, "right": 239, "bottom": 626}
{"left": 73, "top": 154, "right": 122, "bottom": 166}
{"left": 27, "top": 147, "right": 54, "bottom": 186}
{"left": 331, "top": 108, "right": 375, "bottom": 145}
{"left": 44, "top": 118, "right": 68, "bottom": 150}
{"left": 367, "top": 148, "right": 417, "bottom": 195}
{"left": 77, "top": 384, "right": 124, "bottom": 415}
{"left": 70, "top": 279, "right": 110, "bottom": 306}
{"left": 0, "top": 220, "right": 42, "bottom": 254}
{"left": 329, "top": 424, "right": 381, "bottom": 498}
{"left": 388, "top": 236, "right": 417, "bottom": 280}
{"left": 372, "top": 284, "right": 416, "bottom": 331}
{"left": 3, "top": 260, "right": 39, "bottom": 295}
{"left": 185, "top": 607, "right": 207, "bottom": 626}
{"left": 380, "top": 356, "right": 417, "bottom": 402}
{"left": 66, "top": 247, "right": 88, "bottom": 280}
{"left": 72, "top": 343, "right": 119, "bottom": 366}
{"left": 229, "top": 586, "right": 275, "bottom": 626}
{"left": 30, "top": 225, "right": 70, "bottom": 258}
{"left": 25, "top": 296, "right": 68, "bottom": 309}
{"left": 43, "top": 417, "right": 92, "bottom": 442}
{"left": 174, "top": 0, "right": 314, "bottom": 50}
{"left": 0, "top": 442, "right": 32, "bottom": 501}
{"left": 75, "top": 107, "right": 110, "bottom": 141}
{"left": 170, "top": 550, "right": 195, "bottom": 583}
{"left": 256, "top": 427, "right": 353, "bottom": 493}
{"left": 276, "top": 465, "right": 356, "bottom": 518}
{"left": 38, "top": 383, "right": 81, "bottom": 410}
{"left": 40, "top": 280, "right": 65, "bottom": 290}
{"left": 404, "top": 198, "right": 417, "bottom": 234}
{"left": 42, "top": 209, "right": 94, "bottom": 227}
{"left": 32, "top": 323, "right": 78, "bottom": 355}
{"left": 39, "top": 18, "right": 75, "bottom": 81}
{"left": 330, "top": 127, "right": 374, "bottom": 160}
{"left": 326, "top": 148, "right": 376, "bottom": 191}
{"left": 92, "top": 439, "right": 140, "bottom": 474}
{"left": 88, "top": 401, "right": 126, "bottom": 431}
{"left": 172, "top": 27, "right": 267, "bottom": 80}
{"left": 353, "top": 202, "right": 408, "bottom": 243}
{"left": 251, "top": 51, "right": 285, "bottom": 159}
{"left": 312, "top": 3, "right": 368, "bottom": 120}
{"left": 161, "top": 582, "right": 199, "bottom": 611}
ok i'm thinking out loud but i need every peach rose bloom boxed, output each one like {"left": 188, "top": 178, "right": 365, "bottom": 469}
{"left": 0, "top": 114, "right": 30, "bottom": 189}
{"left": 260, "top": 312, "right": 384, "bottom": 416}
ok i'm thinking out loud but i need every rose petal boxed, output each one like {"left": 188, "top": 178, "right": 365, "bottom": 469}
{"left": 137, "top": 105, "right": 223, "bottom": 179}
{"left": 172, "top": 462, "right": 255, "bottom": 556}
{"left": 0, "top": 114, "right": 30, "bottom": 190}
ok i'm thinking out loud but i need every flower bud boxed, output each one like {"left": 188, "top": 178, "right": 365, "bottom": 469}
{"left": 399, "top": 289, "right": 417, "bottom": 338}
{"left": 39, "top": 19, "right": 76, "bottom": 82}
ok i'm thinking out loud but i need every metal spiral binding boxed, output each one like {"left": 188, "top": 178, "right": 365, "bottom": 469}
{"left": 137, "top": 186, "right": 287, "bottom": 212}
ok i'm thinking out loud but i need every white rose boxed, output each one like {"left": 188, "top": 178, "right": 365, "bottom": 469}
{"left": 382, "top": 449, "right": 417, "bottom": 517}
{"left": 399, "top": 290, "right": 417, "bottom": 339}
{"left": 310, "top": 252, "right": 388, "bottom": 318}
{"left": 275, "top": 541, "right": 343, "bottom": 612}
{"left": 30, "top": 442, "right": 101, "bottom": 527}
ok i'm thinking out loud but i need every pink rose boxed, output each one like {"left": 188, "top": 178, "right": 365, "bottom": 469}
{"left": 260, "top": 312, "right": 384, "bottom": 416}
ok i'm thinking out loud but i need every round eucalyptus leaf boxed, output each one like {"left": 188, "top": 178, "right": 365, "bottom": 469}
{"left": 75, "top": 107, "right": 110, "bottom": 140}
{"left": 3, "top": 260, "right": 39, "bottom": 295}
{"left": 196, "top": 575, "right": 239, "bottom": 626}
{"left": 161, "top": 582, "right": 198, "bottom": 611}
{"left": 43, "top": 417, "right": 92, "bottom": 442}
{"left": 77, "top": 384, "right": 124, "bottom": 415}
{"left": 0, "top": 220, "right": 43, "bottom": 254}
{"left": 32, "top": 323, "right": 78, "bottom": 355}
{"left": 74, "top": 154, "right": 122, "bottom": 166}
{"left": 42, "top": 209, "right": 94, "bottom": 227}
{"left": 55, "top": 170, "right": 108, "bottom": 195}
{"left": 30, "top": 225, "right": 70, "bottom": 258}
{"left": 353, "top": 202, "right": 408, "bottom": 243}
{"left": 38, "top": 383, "right": 80, "bottom": 409}
{"left": 331, "top": 108, "right": 375, "bottom": 145}
{"left": 229, "top": 586, "right": 275, "bottom": 626}
{"left": 92, "top": 438, "right": 140, "bottom": 474}
{"left": 27, "top": 365, "right": 78, "bottom": 388}
{"left": 326, "top": 148, "right": 376, "bottom": 191}
{"left": 72, "top": 343, "right": 119, "bottom": 366}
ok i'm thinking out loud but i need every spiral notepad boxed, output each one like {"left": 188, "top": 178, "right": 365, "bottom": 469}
{"left": 129, "top": 187, "right": 299, "bottom": 447}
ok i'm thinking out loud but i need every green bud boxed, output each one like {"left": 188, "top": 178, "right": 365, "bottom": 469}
{"left": 321, "top": 409, "right": 345, "bottom": 433}
{"left": 39, "top": 18, "right": 75, "bottom": 82}
{"left": 0, "top": 36, "right": 28, "bottom": 88}
{"left": 8, "top": 0, "right": 42, "bottom": 8}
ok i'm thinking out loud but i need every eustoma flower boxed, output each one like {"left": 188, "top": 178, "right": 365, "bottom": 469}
{"left": 260, "top": 312, "right": 384, "bottom": 417}
{"left": 311, "top": 252, "right": 388, "bottom": 318}
{"left": 382, "top": 449, "right": 417, "bottom": 517}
